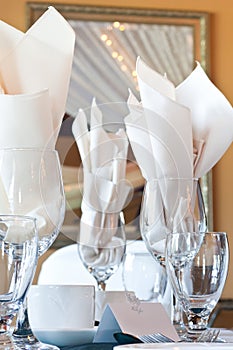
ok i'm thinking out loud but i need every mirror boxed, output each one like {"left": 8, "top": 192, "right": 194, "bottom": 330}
{"left": 27, "top": 4, "right": 212, "bottom": 247}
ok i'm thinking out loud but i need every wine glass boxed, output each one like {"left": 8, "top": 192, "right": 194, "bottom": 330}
{"left": 140, "top": 177, "right": 207, "bottom": 331}
{"left": 166, "top": 231, "right": 229, "bottom": 341}
{"left": 78, "top": 211, "right": 126, "bottom": 291}
{"left": 0, "top": 148, "right": 65, "bottom": 349}
{"left": 122, "top": 248, "right": 168, "bottom": 303}
{"left": 0, "top": 215, "right": 38, "bottom": 350}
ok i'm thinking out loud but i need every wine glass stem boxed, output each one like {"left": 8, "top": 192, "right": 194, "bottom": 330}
{"left": 12, "top": 299, "right": 33, "bottom": 337}
{"left": 187, "top": 314, "right": 208, "bottom": 331}
{"left": 173, "top": 296, "right": 184, "bottom": 325}
{"left": 172, "top": 269, "right": 186, "bottom": 334}
{"left": 97, "top": 281, "right": 106, "bottom": 291}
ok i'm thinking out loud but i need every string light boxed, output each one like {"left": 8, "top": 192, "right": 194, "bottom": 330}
{"left": 106, "top": 39, "right": 112, "bottom": 46}
{"left": 113, "top": 21, "right": 120, "bottom": 28}
{"left": 112, "top": 51, "right": 118, "bottom": 58}
{"left": 101, "top": 34, "right": 108, "bottom": 41}
{"left": 100, "top": 21, "right": 137, "bottom": 88}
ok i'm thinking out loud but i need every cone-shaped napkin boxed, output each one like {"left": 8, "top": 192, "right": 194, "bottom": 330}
{"left": 72, "top": 99, "right": 133, "bottom": 269}
{"left": 131, "top": 57, "right": 233, "bottom": 179}
{"left": 125, "top": 57, "right": 233, "bottom": 247}
{"left": 0, "top": 6, "right": 75, "bottom": 147}
{"left": 0, "top": 7, "right": 75, "bottom": 233}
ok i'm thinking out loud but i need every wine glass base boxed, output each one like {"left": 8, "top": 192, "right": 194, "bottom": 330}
{"left": 0, "top": 332, "right": 16, "bottom": 350}
{"left": 13, "top": 335, "right": 59, "bottom": 350}
{"left": 173, "top": 322, "right": 187, "bottom": 337}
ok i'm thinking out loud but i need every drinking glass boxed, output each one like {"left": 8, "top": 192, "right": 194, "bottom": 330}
{"left": 0, "top": 148, "right": 65, "bottom": 349}
{"left": 166, "top": 231, "right": 229, "bottom": 340}
{"left": 140, "top": 177, "right": 207, "bottom": 330}
{"left": 122, "top": 250, "right": 168, "bottom": 302}
{"left": 0, "top": 215, "right": 38, "bottom": 350}
{"left": 78, "top": 211, "right": 126, "bottom": 291}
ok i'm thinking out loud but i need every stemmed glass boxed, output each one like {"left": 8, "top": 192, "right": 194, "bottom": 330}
{"left": 78, "top": 211, "right": 126, "bottom": 291}
{"left": 0, "top": 215, "right": 38, "bottom": 350}
{"left": 140, "top": 177, "right": 207, "bottom": 331}
{"left": 166, "top": 231, "right": 229, "bottom": 340}
{"left": 122, "top": 250, "right": 168, "bottom": 303}
{"left": 0, "top": 148, "right": 66, "bottom": 349}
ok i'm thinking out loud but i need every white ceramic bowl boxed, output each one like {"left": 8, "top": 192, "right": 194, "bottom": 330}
{"left": 28, "top": 284, "right": 95, "bottom": 346}
{"left": 33, "top": 328, "right": 97, "bottom": 347}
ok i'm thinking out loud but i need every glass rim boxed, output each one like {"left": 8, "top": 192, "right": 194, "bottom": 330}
{"left": 0, "top": 147, "right": 57, "bottom": 153}
{"left": 167, "top": 231, "right": 227, "bottom": 236}
{"left": 0, "top": 214, "right": 37, "bottom": 223}
{"left": 204, "top": 231, "right": 227, "bottom": 235}
{"left": 150, "top": 177, "right": 199, "bottom": 181}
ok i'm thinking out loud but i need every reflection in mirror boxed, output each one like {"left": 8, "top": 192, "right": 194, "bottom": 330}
{"left": 66, "top": 19, "right": 195, "bottom": 125}
{"left": 27, "top": 4, "right": 212, "bottom": 246}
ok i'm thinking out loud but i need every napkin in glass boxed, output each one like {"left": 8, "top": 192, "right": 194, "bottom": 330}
{"left": 125, "top": 57, "right": 233, "bottom": 240}
{"left": 72, "top": 99, "right": 133, "bottom": 266}
{"left": 133, "top": 57, "right": 233, "bottom": 179}
{"left": 0, "top": 6, "right": 75, "bottom": 230}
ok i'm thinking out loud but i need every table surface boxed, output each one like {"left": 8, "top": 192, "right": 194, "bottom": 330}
{"left": 60, "top": 329, "right": 233, "bottom": 350}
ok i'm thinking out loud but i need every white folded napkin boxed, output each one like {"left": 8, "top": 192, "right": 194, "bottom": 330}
{"left": 0, "top": 7, "right": 75, "bottom": 234}
{"left": 72, "top": 99, "right": 133, "bottom": 266}
{"left": 0, "top": 89, "right": 54, "bottom": 148}
{"left": 125, "top": 57, "right": 233, "bottom": 240}
{"left": 125, "top": 90, "right": 193, "bottom": 181}
{"left": 176, "top": 62, "right": 233, "bottom": 178}
{"left": 0, "top": 6, "right": 75, "bottom": 148}
{"left": 129, "top": 57, "right": 233, "bottom": 180}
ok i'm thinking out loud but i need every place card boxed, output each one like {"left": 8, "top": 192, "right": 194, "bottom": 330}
{"left": 93, "top": 297, "right": 179, "bottom": 343}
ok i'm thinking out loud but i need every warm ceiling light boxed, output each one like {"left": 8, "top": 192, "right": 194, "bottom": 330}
{"left": 117, "top": 55, "right": 123, "bottom": 62}
{"left": 119, "top": 25, "right": 125, "bottom": 31}
{"left": 113, "top": 21, "right": 120, "bottom": 28}
{"left": 121, "top": 64, "right": 127, "bottom": 71}
{"left": 132, "top": 70, "right": 137, "bottom": 77}
{"left": 112, "top": 51, "right": 118, "bottom": 58}
{"left": 101, "top": 34, "right": 108, "bottom": 41}
{"left": 106, "top": 39, "right": 112, "bottom": 46}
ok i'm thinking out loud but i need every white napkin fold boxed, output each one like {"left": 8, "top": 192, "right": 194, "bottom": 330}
{"left": 176, "top": 62, "right": 233, "bottom": 177}
{"left": 125, "top": 57, "right": 233, "bottom": 241}
{"left": 72, "top": 99, "right": 133, "bottom": 266}
{"left": 125, "top": 90, "right": 193, "bottom": 181}
{"left": 0, "top": 7, "right": 75, "bottom": 235}
{"left": 131, "top": 57, "right": 233, "bottom": 179}
{"left": 0, "top": 89, "right": 54, "bottom": 148}
{"left": 0, "top": 6, "right": 75, "bottom": 147}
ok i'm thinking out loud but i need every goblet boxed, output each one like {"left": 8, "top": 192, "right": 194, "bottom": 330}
{"left": 78, "top": 211, "right": 126, "bottom": 291}
{"left": 0, "top": 215, "right": 38, "bottom": 350}
{"left": 0, "top": 148, "right": 65, "bottom": 349}
{"left": 122, "top": 249, "right": 167, "bottom": 302}
{"left": 166, "top": 231, "right": 229, "bottom": 340}
{"left": 140, "top": 177, "right": 207, "bottom": 330}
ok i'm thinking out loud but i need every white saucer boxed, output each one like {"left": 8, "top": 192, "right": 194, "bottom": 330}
{"left": 114, "top": 343, "right": 233, "bottom": 350}
{"left": 33, "top": 327, "right": 97, "bottom": 347}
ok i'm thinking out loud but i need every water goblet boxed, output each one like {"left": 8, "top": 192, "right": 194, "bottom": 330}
{"left": 122, "top": 249, "right": 168, "bottom": 303}
{"left": 0, "top": 215, "right": 38, "bottom": 350}
{"left": 166, "top": 231, "right": 229, "bottom": 341}
{"left": 140, "top": 177, "right": 207, "bottom": 331}
{"left": 0, "top": 148, "right": 66, "bottom": 349}
{"left": 78, "top": 211, "right": 126, "bottom": 291}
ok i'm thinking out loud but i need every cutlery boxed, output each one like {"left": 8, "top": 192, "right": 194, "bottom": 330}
{"left": 114, "top": 329, "right": 221, "bottom": 345}
{"left": 196, "top": 329, "right": 220, "bottom": 342}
